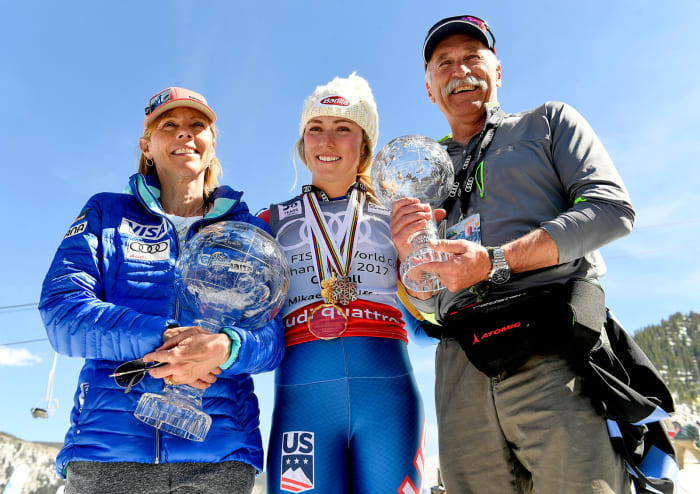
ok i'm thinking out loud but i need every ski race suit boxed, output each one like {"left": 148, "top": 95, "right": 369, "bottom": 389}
{"left": 39, "top": 172, "right": 284, "bottom": 477}
{"left": 263, "top": 191, "right": 425, "bottom": 494}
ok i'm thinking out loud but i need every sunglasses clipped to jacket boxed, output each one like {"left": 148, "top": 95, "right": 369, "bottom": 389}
{"left": 109, "top": 359, "right": 167, "bottom": 394}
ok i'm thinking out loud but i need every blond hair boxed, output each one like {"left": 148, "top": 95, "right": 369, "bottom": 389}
{"left": 137, "top": 109, "right": 222, "bottom": 196}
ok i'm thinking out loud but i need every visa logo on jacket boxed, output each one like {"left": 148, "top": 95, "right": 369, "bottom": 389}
{"left": 119, "top": 218, "right": 168, "bottom": 240}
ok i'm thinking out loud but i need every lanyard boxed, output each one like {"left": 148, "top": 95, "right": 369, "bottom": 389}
{"left": 301, "top": 182, "right": 367, "bottom": 202}
{"left": 302, "top": 187, "right": 365, "bottom": 283}
{"left": 441, "top": 103, "right": 505, "bottom": 217}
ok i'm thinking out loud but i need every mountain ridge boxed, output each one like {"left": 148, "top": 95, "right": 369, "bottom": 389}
{"left": 0, "top": 432, "right": 63, "bottom": 494}
{"left": 633, "top": 310, "right": 700, "bottom": 411}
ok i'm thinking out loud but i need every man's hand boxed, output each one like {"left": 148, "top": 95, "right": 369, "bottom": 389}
{"left": 422, "top": 228, "right": 560, "bottom": 292}
{"left": 143, "top": 326, "right": 229, "bottom": 390}
{"left": 422, "top": 239, "right": 491, "bottom": 292}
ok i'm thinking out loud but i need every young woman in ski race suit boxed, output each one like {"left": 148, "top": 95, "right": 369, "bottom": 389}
{"left": 39, "top": 87, "right": 284, "bottom": 494}
{"left": 261, "top": 73, "right": 426, "bottom": 493}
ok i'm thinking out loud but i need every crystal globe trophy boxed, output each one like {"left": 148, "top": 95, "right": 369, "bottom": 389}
{"left": 371, "top": 135, "right": 454, "bottom": 292}
{"left": 134, "top": 221, "right": 289, "bottom": 441}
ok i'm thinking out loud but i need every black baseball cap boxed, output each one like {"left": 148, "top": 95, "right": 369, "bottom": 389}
{"left": 423, "top": 15, "right": 496, "bottom": 66}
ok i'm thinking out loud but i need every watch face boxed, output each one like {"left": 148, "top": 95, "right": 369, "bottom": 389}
{"left": 488, "top": 247, "right": 510, "bottom": 285}
{"left": 490, "top": 268, "right": 510, "bottom": 285}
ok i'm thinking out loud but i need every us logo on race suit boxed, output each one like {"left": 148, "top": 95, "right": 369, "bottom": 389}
{"left": 278, "top": 200, "right": 302, "bottom": 220}
{"left": 64, "top": 221, "right": 87, "bottom": 239}
{"left": 280, "top": 431, "right": 314, "bottom": 492}
{"left": 119, "top": 217, "right": 168, "bottom": 241}
{"left": 126, "top": 239, "right": 170, "bottom": 261}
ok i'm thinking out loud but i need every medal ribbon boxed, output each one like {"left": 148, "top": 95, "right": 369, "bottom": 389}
{"left": 303, "top": 188, "right": 364, "bottom": 282}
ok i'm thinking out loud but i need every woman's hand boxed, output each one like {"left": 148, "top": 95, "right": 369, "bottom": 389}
{"left": 390, "top": 198, "right": 447, "bottom": 258}
{"left": 143, "top": 326, "right": 230, "bottom": 390}
{"left": 390, "top": 198, "right": 446, "bottom": 299}
{"left": 390, "top": 198, "right": 437, "bottom": 260}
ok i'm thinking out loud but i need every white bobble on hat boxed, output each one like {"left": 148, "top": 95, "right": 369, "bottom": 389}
{"left": 299, "top": 72, "right": 379, "bottom": 155}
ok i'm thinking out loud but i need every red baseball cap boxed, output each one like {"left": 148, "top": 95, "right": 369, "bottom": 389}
{"left": 143, "top": 87, "right": 217, "bottom": 129}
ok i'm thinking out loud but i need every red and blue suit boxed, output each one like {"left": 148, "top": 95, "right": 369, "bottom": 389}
{"left": 261, "top": 193, "right": 425, "bottom": 494}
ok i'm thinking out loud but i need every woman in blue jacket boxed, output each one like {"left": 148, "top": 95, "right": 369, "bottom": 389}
{"left": 39, "top": 87, "right": 284, "bottom": 494}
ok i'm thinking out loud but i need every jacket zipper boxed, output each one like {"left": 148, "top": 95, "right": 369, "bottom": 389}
{"left": 154, "top": 214, "right": 194, "bottom": 464}
{"left": 153, "top": 214, "right": 180, "bottom": 465}
{"left": 155, "top": 428, "right": 160, "bottom": 464}
{"left": 131, "top": 183, "right": 169, "bottom": 465}
{"left": 135, "top": 181, "right": 224, "bottom": 464}
{"left": 155, "top": 216, "right": 181, "bottom": 465}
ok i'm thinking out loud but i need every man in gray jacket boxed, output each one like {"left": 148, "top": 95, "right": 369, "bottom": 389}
{"left": 391, "top": 15, "right": 634, "bottom": 493}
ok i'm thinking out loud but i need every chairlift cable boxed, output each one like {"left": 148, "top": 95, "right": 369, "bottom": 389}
{"left": 0, "top": 338, "right": 48, "bottom": 346}
{"left": 0, "top": 303, "right": 39, "bottom": 314}
{"left": 0, "top": 303, "right": 38, "bottom": 310}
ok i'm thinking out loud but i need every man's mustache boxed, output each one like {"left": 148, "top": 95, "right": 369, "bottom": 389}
{"left": 442, "top": 76, "right": 488, "bottom": 99}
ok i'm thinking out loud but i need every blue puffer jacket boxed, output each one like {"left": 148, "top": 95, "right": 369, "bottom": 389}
{"left": 39, "top": 173, "right": 284, "bottom": 477}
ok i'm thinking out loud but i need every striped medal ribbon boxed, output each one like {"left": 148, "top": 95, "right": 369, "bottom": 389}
{"left": 302, "top": 188, "right": 364, "bottom": 339}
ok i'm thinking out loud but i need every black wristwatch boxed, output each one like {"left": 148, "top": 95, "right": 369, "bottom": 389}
{"left": 487, "top": 247, "right": 510, "bottom": 285}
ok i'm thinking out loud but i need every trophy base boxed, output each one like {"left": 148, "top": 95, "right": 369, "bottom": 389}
{"left": 400, "top": 248, "right": 451, "bottom": 292}
{"left": 134, "top": 388, "right": 211, "bottom": 442}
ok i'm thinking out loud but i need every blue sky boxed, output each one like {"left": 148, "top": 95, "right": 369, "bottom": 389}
{"left": 1, "top": 0, "right": 699, "bottom": 467}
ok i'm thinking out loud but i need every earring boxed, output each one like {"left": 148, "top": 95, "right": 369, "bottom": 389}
{"left": 145, "top": 158, "right": 155, "bottom": 167}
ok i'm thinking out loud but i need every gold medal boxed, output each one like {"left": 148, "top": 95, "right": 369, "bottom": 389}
{"left": 320, "top": 273, "right": 338, "bottom": 304}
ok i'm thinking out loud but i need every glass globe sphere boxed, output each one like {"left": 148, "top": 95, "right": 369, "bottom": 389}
{"left": 371, "top": 134, "right": 454, "bottom": 209}
{"left": 175, "top": 221, "right": 289, "bottom": 330}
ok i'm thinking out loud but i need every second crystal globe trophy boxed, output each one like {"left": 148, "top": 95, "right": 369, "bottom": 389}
{"left": 371, "top": 135, "right": 454, "bottom": 292}
{"left": 134, "top": 221, "right": 289, "bottom": 441}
